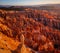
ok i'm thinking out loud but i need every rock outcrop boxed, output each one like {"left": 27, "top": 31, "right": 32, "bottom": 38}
{"left": 0, "top": 9, "right": 60, "bottom": 53}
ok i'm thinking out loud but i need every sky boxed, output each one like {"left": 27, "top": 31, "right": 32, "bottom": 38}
{"left": 0, "top": 0, "right": 60, "bottom": 6}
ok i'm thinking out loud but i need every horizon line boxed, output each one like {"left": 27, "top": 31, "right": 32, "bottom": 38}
{"left": 0, "top": 3, "right": 60, "bottom": 6}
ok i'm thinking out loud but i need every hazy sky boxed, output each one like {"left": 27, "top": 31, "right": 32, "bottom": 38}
{"left": 0, "top": 0, "right": 60, "bottom": 5}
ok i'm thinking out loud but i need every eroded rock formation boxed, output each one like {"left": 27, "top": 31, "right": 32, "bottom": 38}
{"left": 0, "top": 9, "right": 60, "bottom": 53}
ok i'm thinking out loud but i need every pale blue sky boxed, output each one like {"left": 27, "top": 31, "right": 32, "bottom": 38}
{"left": 0, "top": 0, "right": 60, "bottom": 5}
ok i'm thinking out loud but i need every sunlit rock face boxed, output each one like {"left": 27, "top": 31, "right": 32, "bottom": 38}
{"left": 0, "top": 9, "right": 60, "bottom": 53}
